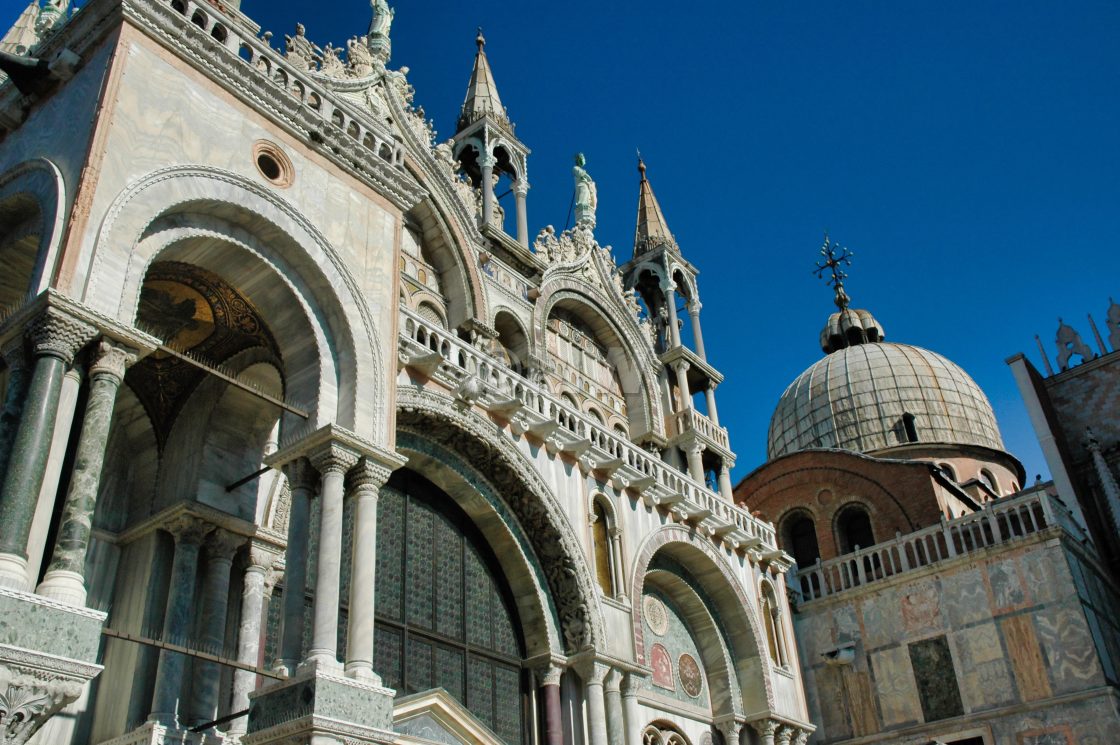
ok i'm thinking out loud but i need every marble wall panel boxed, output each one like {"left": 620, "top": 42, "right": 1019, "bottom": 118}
{"left": 951, "top": 622, "right": 1014, "bottom": 711}
{"left": 899, "top": 580, "right": 943, "bottom": 637}
{"left": 909, "top": 635, "right": 963, "bottom": 722}
{"left": 1034, "top": 606, "right": 1103, "bottom": 693}
{"left": 859, "top": 585, "right": 901, "bottom": 650}
{"left": 940, "top": 567, "right": 989, "bottom": 628}
{"left": 1001, "top": 614, "right": 1051, "bottom": 702}
{"left": 869, "top": 645, "right": 922, "bottom": 727}
{"left": 987, "top": 557, "right": 1028, "bottom": 612}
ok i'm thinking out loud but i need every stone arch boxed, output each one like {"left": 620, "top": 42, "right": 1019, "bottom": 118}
{"left": 403, "top": 197, "right": 486, "bottom": 328}
{"left": 631, "top": 525, "right": 773, "bottom": 715}
{"left": 534, "top": 284, "right": 661, "bottom": 439}
{"left": 396, "top": 386, "right": 604, "bottom": 656}
{"left": 493, "top": 308, "right": 530, "bottom": 375}
{"left": 82, "top": 166, "right": 386, "bottom": 438}
{"left": 0, "top": 158, "right": 67, "bottom": 306}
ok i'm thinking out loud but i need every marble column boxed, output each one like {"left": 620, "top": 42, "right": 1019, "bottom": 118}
{"left": 305, "top": 444, "right": 358, "bottom": 669}
{"left": 663, "top": 283, "right": 681, "bottom": 349}
{"left": 584, "top": 663, "right": 609, "bottom": 745}
{"left": 150, "top": 516, "right": 211, "bottom": 726}
{"left": 608, "top": 526, "right": 626, "bottom": 599}
{"left": 277, "top": 458, "right": 316, "bottom": 673}
{"left": 0, "top": 309, "right": 95, "bottom": 590}
{"left": 480, "top": 152, "right": 497, "bottom": 229}
{"left": 674, "top": 360, "right": 693, "bottom": 412}
{"left": 0, "top": 339, "right": 30, "bottom": 479}
{"left": 620, "top": 673, "right": 642, "bottom": 745}
{"left": 704, "top": 385, "right": 721, "bottom": 426}
{"left": 685, "top": 442, "right": 706, "bottom": 484}
{"left": 718, "top": 463, "right": 734, "bottom": 500}
{"left": 687, "top": 301, "right": 707, "bottom": 360}
{"left": 38, "top": 340, "right": 136, "bottom": 605}
{"left": 229, "top": 544, "right": 276, "bottom": 734}
{"left": 344, "top": 458, "right": 393, "bottom": 680}
{"left": 190, "top": 529, "right": 244, "bottom": 727}
{"left": 1087, "top": 429, "right": 1120, "bottom": 538}
{"left": 538, "top": 664, "right": 564, "bottom": 745}
{"left": 604, "top": 669, "right": 624, "bottom": 745}
{"left": 514, "top": 179, "right": 530, "bottom": 248}
{"left": 749, "top": 719, "right": 779, "bottom": 745}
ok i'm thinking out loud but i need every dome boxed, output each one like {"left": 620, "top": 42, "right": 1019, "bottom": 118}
{"left": 767, "top": 342, "right": 1004, "bottom": 459}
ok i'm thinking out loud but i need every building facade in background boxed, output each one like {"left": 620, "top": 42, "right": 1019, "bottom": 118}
{"left": 0, "top": 2, "right": 810, "bottom": 744}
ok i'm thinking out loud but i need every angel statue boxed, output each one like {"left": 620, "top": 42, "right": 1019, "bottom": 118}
{"left": 573, "top": 152, "right": 597, "bottom": 229}
{"left": 370, "top": 0, "right": 395, "bottom": 38}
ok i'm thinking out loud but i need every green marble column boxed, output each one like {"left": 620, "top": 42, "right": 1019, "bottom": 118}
{"left": 37, "top": 340, "right": 136, "bottom": 605}
{"left": 0, "top": 340, "right": 31, "bottom": 479}
{"left": 0, "top": 309, "right": 94, "bottom": 590}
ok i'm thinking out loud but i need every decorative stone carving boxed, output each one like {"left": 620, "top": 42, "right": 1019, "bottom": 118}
{"left": 573, "top": 153, "right": 597, "bottom": 229}
{"left": 320, "top": 43, "right": 345, "bottom": 76}
{"left": 284, "top": 23, "right": 320, "bottom": 71}
{"left": 164, "top": 514, "right": 212, "bottom": 546}
{"left": 1056, "top": 317, "right": 1095, "bottom": 370}
{"left": 27, "top": 308, "right": 95, "bottom": 364}
{"left": 0, "top": 662, "right": 86, "bottom": 745}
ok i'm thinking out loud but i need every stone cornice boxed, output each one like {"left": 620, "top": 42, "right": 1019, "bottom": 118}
{"left": 267, "top": 423, "right": 406, "bottom": 474}
{"left": 113, "top": 499, "right": 286, "bottom": 551}
{"left": 0, "top": 289, "right": 159, "bottom": 360}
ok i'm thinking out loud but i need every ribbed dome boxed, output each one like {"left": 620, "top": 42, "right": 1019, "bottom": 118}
{"left": 767, "top": 342, "right": 1004, "bottom": 459}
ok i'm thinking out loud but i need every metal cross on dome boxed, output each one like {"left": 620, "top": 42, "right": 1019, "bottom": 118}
{"left": 814, "top": 233, "right": 854, "bottom": 310}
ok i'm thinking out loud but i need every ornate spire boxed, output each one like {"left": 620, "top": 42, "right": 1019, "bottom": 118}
{"left": 458, "top": 27, "right": 510, "bottom": 132}
{"left": 633, "top": 155, "right": 677, "bottom": 257}
{"left": 814, "top": 235, "right": 884, "bottom": 354}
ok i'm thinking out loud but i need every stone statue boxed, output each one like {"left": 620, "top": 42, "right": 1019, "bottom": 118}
{"left": 320, "top": 43, "right": 345, "bottom": 75}
{"left": 347, "top": 36, "right": 374, "bottom": 77}
{"left": 573, "top": 152, "right": 597, "bottom": 229}
{"left": 1056, "top": 318, "right": 1095, "bottom": 370}
{"left": 369, "top": 0, "right": 395, "bottom": 38}
{"left": 284, "top": 24, "right": 320, "bottom": 71}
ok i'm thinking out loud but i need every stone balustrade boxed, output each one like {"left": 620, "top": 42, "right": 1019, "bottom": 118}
{"left": 145, "top": 0, "right": 404, "bottom": 170}
{"left": 793, "top": 487, "right": 1086, "bottom": 601}
{"left": 674, "top": 407, "right": 730, "bottom": 450}
{"left": 399, "top": 307, "right": 777, "bottom": 552}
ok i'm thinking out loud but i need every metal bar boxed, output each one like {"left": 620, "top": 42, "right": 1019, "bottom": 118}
{"left": 189, "top": 708, "right": 250, "bottom": 733}
{"left": 226, "top": 465, "right": 272, "bottom": 493}
{"left": 100, "top": 627, "right": 285, "bottom": 680}
{"left": 156, "top": 344, "right": 309, "bottom": 418}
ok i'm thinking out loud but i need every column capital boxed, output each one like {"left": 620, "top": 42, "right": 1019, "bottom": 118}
{"left": 345, "top": 455, "right": 398, "bottom": 494}
{"left": 659, "top": 280, "right": 677, "bottom": 294}
{"left": 247, "top": 542, "right": 280, "bottom": 570}
{"left": 309, "top": 443, "right": 360, "bottom": 476}
{"left": 620, "top": 672, "right": 644, "bottom": 696}
{"left": 672, "top": 359, "right": 691, "bottom": 375}
{"left": 749, "top": 718, "right": 779, "bottom": 737}
{"left": 28, "top": 308, "right": 96, "bottom": 364}
{"left": 281, "top": 457, "right": 318, "bottom": 491}
{"left": 513, "top": 179, "right": 530, "bottom": 195}
{"left": 687, "top": 300, "right": 702, "bottom": 314}
{"left": 164, "top": 515, "right": 212, "bottom": 546}
{"left": 603, "top": 667, "right": 622, "bottom": 693}
{"left": 776, "top": 724, "right": 796, "bottom": 745}
{"left": 479, "top": 152, "right": 498, "bottom": 169}
{"left": 88, "top": 339, "right": 138, "bottom": 383}
{"left": 207, "top": 528, "right": 245, "bottom": 561}
{"left": 535, "top": 663, "right": 563, "bottom": 687}
{"left": 793, "top": 729, "right": 811, "bottom": 745}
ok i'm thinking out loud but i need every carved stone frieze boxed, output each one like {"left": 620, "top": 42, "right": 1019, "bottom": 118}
{"left": 397, "top": 387, "right": 602, "bottom": 653}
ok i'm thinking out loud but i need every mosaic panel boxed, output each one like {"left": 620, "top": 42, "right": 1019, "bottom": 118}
{"left": 406, "top": 500, "right": 435, "bottom": 631}
{"left": 909, "top": 635, "right": 963, "bottom": 721}
{"left": 641, "top": 591, "right": 710, "bottom": 708}
{"left": 435, "top": 514, "right": 464, "bottom": 641}
{"left": 375, "top": 623, "right": 403, "bottom": 691}
{"left": 435, "top": 644, "right": 464, "bottom": 702}
{"left": 465, "top": 545, "right": 492, "bottom": 650}
{"left": 376, "top": 487, "right": 405, "bottom": 622}
{"left": 467, "top": 654, "right": 495, "bottom": 732}
{"left": 407, "top": 636, "right": 434, "bottom": 694}
{"left": 494, "top": 664, "right": 522, "bottom": 743}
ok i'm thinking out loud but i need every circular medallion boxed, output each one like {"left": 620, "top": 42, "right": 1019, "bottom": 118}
{"left": 643, "top": 595, "right": 668, "bottom": 636}
{"left": 678, "top": 653, "right": 703, "bottom": 698}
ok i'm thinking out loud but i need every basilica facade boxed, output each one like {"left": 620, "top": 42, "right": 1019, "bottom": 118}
{"left": 0, "top": 2, "right": 811, "bottom": 744}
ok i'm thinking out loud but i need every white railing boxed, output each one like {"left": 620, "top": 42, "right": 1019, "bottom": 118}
{"left": 145, "top": 0, "right": 404, "bottom": 169}
{"left": 793, "top": 487, "right": 1084, "bottom": 601}
{"left": 675, "top": 408, "right": 730, "bottom": 450}
{"left": 399, "top": 308, "right": 777, "bottom": 551}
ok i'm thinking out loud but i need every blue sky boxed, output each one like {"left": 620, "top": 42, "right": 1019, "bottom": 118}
{"left": 14, "top": 1, "right": 1120, "bottom": 481}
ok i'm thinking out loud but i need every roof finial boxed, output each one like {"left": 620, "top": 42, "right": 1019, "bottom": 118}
{"left": 476, "top": 26, "right": 485, "bottom": 51}
{"left": 637, "top": 149, "right": 647, "bottom": 179}
{"left": 814, "top": 232, "right": 854, "bottom": 311}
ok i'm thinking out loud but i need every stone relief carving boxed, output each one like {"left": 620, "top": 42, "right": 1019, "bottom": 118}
{"left": 397, "top": 388, "right": 601, "bottom": 653}
{"left": 284, "top": 23, "right": 321, "bottom": 71}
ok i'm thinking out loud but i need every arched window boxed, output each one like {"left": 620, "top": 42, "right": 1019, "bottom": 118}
{"left": 836, "top": 504, "right": 875, "bottom": 554}
{"left": 591, "top": 500, "right": 618, "bottom": 596}
{"left": 781, "top": 511, "right": 820, "bottom": 569}
{"left": 374, "top": 471, "right": 527, "bottom": 743}
{"left": 760, "top": 580, "right": 787, "bottom": 668}
{"left": 902, "top": 412, "right": 919, "bottom": 443}
{"left": 939, "top": 462, "right": 957, "bottom": 482}
{"left": 643, "top": 723, "right": 692, "bottom": 745}
{"left": 979, "top": 469, "right": 999, "bottom": 495}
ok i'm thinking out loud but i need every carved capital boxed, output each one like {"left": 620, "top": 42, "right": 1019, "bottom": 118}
{"left": 479, "top": 152, "right": 498, "bottom": 170}
{"left": 513, "top": 179, "right": 530, "bottom": 196}
{"left": 620, "top": 672, "right": 643, "bottom": 696}
{"left": 687, "top": 300, "right": 702, "bottom": 315}
{"left": 207, "top": 528, "right": 245, "bottom": 561}
{"left": 309, "top": 443, "right": 360, "bottom": 477}
{"left": 749, "top": 719, "right": 779, "bottom": 737}
{"left": 535, "top": 663, "right": 563, "bottom": 687}
{"left": 793, "top": 730, "right": 810, "bottom": 745}
{"left": 345, "top": 456, "right": 395, "bottom": 495}
{"left": 673, "top": 360, "right": 691, "bottom": 376}
{"left": 88, "top": 339, "right": 138, "bottom": 383}
{"left": 248, "top": 543, "right": 279, "bottom": 570}
{"left": 164, "top": 515, "right": 212, "bottom": 546}
{"left": 604, "top": 667, "right": 622, "bottom": 692}
{"left": 27, "top": 308, "right": 96, "bottom": 364}
{"left": 776, "top": 724, "right": 796, "bottom": 745}
{"left": 0, "top": 663, "right": 86, "bottom": 745}
{"left": 282, "top": 457, "right": 318, "bottom": 491}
